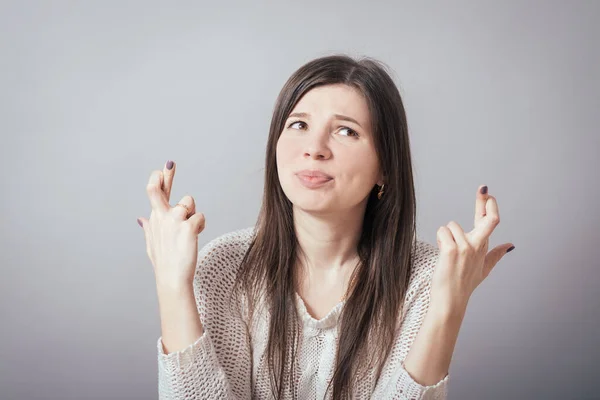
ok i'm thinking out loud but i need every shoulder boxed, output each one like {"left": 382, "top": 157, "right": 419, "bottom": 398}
{"left": 410, "top": 238, "right": 440, "bottom": 281}
{"left": 194, "top": 226, "right": 256, "bottom": 289}
{"left": 192, "top": 227, "right": 257, "bottom": 360}
{"left": 197, "top": 226, "right": 256, "bottom": 265}
{"left": 399, "top": 238, "right": 440, "bottom": 314}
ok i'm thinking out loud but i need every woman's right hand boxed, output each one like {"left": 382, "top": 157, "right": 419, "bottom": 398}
{"left": 137, "top": 160, "right": 206, "bottom": 288}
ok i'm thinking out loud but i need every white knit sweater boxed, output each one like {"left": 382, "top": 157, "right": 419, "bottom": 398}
{"left": 156, "top": 227, "right": 449, "bottom": 399}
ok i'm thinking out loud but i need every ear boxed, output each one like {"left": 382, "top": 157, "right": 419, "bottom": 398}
{"left": 377, "top": 173, "right": 385, "bottom": 186}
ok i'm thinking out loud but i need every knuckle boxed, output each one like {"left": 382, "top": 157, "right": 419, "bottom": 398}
{"left": 445, "top": 244, "right": 458, "bottom": 256}
{"left": 167, "top": 210, "right": 182, "bottom": 220}
{"left": 150, "top": 170, "right": 161, "bottom": 179}
{"left": 194, "top": 215, "right": 205, "bottom": 227}
{"left": 182, "top": 195, "right": 195, "bottom": 204}
{"left": 146, "top": 183, "right": 160, "bottom": 194}
{"left": 458, "top": 244, "right": 471, "bottom": 255}
{"left": 488, "top": 215, "right": 500, "bottom": 225}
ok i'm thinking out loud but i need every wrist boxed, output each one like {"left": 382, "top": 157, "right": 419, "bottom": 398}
{"left": 156, "top": 278, "right": 194, "bottom": 296}
{"left": 428, "top": 297, "right": 468, "bottom": 323}
{"left": 156, "top": 281, "right": 197, "bottom": 318}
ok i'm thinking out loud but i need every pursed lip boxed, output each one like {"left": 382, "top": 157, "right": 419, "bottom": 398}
{"left": 295, "top": 169, "right": 334, "bottom": 179}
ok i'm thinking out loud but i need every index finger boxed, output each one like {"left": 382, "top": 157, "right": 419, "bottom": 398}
{"left": 472, "top": 194, "right": 500, "bottom": 243}
{"left": 146, "top": 170, "right": 170, "bottom": 213}
{"left": 473, "top": 184, "right": 488, "bottom": 227}
{"left": 162, "top": 160, "right": 176, "bottom": 202}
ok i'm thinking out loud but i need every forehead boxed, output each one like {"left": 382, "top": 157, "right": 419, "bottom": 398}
{"left": 290, "top": 84, "right": 371, "bottom": 126}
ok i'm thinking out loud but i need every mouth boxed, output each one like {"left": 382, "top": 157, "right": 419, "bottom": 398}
{"left": 295, "top": 169, "right": 334, "bottom": 179}
{"left": 295, "top": 174, "right": 333, "bottom": 189}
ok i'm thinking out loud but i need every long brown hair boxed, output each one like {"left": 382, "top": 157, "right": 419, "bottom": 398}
{"left": 231, "top": 54, "right": 417, "bottom": 399}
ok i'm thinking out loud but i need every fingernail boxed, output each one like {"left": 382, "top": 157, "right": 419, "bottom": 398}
{"left": 506, "top": 245, "right": 515, "bottom": 253}
{"left": 480, "top": 186, "right": 488, "bottom": 195}
{"left": 166, "top": 160, "right": 174, "bottom": 170}
{"left": 137, "top": 218, "right": 143, "bottom": 227}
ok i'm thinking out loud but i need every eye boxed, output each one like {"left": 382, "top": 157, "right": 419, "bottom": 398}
{"left": 287, "top": 120, "right": 306, "bottom": 129}
{"left": 286, "top": 120, "right": 359, "bottom": 138}
{"left": 339, "top": 126, "right": 359, "bottom": 138}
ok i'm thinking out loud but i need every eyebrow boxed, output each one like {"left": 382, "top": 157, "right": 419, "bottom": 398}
{"left": 288, "top": 112, "right": 363, "bottom": 128}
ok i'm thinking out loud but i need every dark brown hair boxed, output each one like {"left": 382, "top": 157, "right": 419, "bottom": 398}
{"left": 231, "top": 54, "right": 417, "bottom": 399}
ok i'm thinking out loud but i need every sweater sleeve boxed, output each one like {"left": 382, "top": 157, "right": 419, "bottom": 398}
{"left": 157, "top": 330, "right": 236, "bottom": 399}
{"left": 156, "top": 228, "right": 255, "bottom": 400}
{"left": 388, "top": 362, "right": 448, "bottom": 399}
{"left": 378, "top": 239, "right": 450, "bottom": 399}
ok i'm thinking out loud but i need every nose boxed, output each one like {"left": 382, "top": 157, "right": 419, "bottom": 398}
{"left": 303, "top": 130, "right": 332, "bottom": 160}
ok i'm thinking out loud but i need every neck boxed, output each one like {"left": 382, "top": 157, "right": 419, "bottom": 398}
{"left": 292, "top": 205, "right": 364, "bottom": 273}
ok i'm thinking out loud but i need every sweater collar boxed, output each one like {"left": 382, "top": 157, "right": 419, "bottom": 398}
{"left": 294, "top": 292, "right": 345, "bottom": 330}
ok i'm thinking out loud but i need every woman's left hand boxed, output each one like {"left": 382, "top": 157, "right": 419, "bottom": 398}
{"left": 429, "top": 185, "right": 515, "bottom": 316}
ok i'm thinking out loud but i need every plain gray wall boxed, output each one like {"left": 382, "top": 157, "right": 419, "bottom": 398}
{"left": 1, "top": 1, "right": 598, "bottom": 399}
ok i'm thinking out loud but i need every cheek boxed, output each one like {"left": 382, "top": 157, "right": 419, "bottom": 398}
{"left": 276, "top": 139, "right": 294, "bottom": 185}
{"left": 344, "top": 160, "right": 379, "bottom": 198}
{"left": 276, "top": 138, "right": 295, "bottom": 169}
{"left": 343, "top": 148, "right": 379, "bottom": 179}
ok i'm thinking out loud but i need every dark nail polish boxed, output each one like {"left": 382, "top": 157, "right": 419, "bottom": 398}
{"left": 480, "top": 186, "right": 488, "bottom": 195}
{"left": 166, "top": 160, "right": 174, "bottom": 170}
{"left": 506, "top": 245, "right": 515, "bottom": 253}
{"left": 137, "top": 218, "right": 143, "bottom": 227}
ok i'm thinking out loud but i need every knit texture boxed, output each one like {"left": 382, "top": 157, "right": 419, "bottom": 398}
{"left": 157, "top": 227, "right": 449, "bottom": 399}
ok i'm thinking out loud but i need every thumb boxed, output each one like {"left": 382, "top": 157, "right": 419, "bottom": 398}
{"left": 482, "top": 243, "right": 515, "bottom": 278}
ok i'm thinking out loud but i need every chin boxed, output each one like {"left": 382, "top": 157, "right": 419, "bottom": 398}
{"left": 289, "top": 194, "right": 330, "bottom": 210}
{"left": 282, "top": 187, "right": 332, "bottom": 213}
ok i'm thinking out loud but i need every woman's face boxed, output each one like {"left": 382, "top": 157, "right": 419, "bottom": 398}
{"left": 276, "top": 84, "right": 383, "bottom": 214}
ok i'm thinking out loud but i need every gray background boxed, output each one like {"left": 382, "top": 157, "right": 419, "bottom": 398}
{"left": 1, "top": 1, "right": 598, "bottom": 399}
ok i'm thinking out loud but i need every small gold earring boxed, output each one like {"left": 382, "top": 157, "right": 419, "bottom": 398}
{"left": 377, "top": 184, "right": 385, "bottom": 200}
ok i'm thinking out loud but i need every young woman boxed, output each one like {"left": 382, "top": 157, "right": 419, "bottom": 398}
{"left": 137, "top": 54, "right": 515, "bottom": 399}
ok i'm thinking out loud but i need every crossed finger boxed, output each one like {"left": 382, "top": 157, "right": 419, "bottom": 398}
{"left": 173, "top": 195, "right": 196, "bottom": 220}
{"left": 471, "top": 185, "right": 500, "bottom": 244}
{"left": 162, "top": 160, "right": 176, "bottom": 202}
{"left": 474, "top": 185, "right": 488, "bottom": 226}
{"left": 446, "top": 221, "right": 469, "bottom": 249}
{"left": 146, "top": 170, "right": 170, "bottom": 213}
